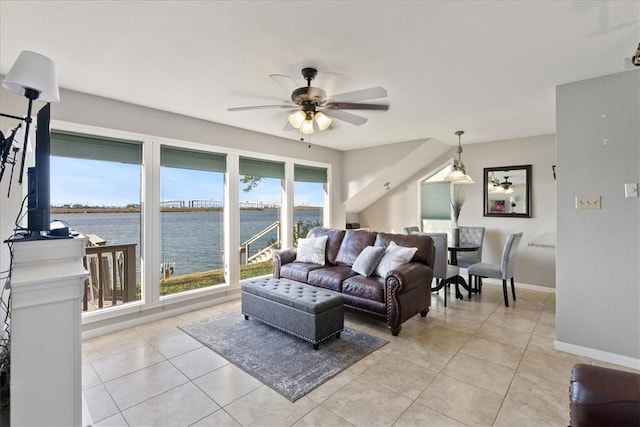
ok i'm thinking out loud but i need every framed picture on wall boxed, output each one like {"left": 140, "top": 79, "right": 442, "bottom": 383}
{"left": 484, "top": 165, "right": 532, "bottom": 218}
{"left": 490, "top": 200, "right": 505, "bottom": 213}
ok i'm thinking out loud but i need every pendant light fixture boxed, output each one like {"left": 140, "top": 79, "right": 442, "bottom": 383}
{"left": 444, "top": 130, "right": 475, "bottom": 184}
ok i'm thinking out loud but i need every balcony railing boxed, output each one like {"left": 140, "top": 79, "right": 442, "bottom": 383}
{"left": 82, "top": 243, "right": 137, "bottom": 311}
{"left": 240, "top": 221, "right": 280, "bottom": 264}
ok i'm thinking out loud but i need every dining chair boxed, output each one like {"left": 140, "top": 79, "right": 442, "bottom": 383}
{"left": 467, "top": 232, "right": 523, "bottom": 307}
{"left": 456, "top": 226, "right": 485, "bottom": 268}
{"left": 404, "top": 226, "right": 420, "bottom": 234}
{"left": 422, "top": 232, "right": 459, "bottom": 307}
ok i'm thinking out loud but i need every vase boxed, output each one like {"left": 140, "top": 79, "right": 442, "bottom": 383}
{"left": 452, "top": 226, "right": 460, "bottom": 247}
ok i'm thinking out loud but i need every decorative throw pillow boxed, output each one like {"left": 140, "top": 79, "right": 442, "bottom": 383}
{"left": 296, "top": 235, "right": 328, "bottom": 265}
{"left": 351, "top": 246, "right": 386, "bottom": 277}
{"left": 375, "top": 241, "right": 418, "bottom": 277}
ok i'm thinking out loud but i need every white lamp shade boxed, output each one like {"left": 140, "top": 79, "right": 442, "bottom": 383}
{"left": 444, "top": 168, "right": 475, "bottom": 184}
{"left": 2, "top": 51, "right": 60, "bottom": 102}
{"left": 300, "top": 119, "right": 315, "bottom": 135}
{"left": 314, "top": 111, "right": 332, "bottom": 130}
{"left": 288, "top": 110, "right": 306, "bottom": 128}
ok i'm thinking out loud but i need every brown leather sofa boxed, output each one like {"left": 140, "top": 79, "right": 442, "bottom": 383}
{"left": 273, "top": 227, "right": 435, "bottom": 336}
{"left": 570, "top": 363, "right": 640, "bottom": 426}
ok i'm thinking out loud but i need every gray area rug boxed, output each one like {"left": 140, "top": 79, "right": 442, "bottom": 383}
{"left": 180, "top": 314, "right": 388, "bottom": 401}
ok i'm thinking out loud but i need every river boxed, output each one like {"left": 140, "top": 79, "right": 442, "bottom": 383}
{"left": 53, "top": 208, "right": 322, "bottom": 276}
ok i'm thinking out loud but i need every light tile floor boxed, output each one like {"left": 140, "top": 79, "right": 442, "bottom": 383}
{"left": 82, "top": 282, "right": 638, "bottom": 426}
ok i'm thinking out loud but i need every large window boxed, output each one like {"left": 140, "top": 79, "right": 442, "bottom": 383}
{"left": 159, "top": 146, "right": 226, "bottom": 296}
{"left": 238, "top": 157, "right": 284, "bottom": 279}
{"left": 294, "top": 164, "right": 326, "bottom": 243}
{"left": 420, "top": 165, "right": 452, "bottom": 236}
{"left": 50, "top": 131, "right": 142, "bottom": 312}
{"left": 48, "top": 125, "right": 332, "bottom": 318}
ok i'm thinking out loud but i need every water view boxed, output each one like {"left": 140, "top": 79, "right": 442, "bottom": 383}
{"left": 53, "top": 208, "right": 322, "bottom": 277}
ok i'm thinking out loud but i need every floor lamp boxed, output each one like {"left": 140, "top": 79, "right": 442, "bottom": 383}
{"left": 0, "top": 51, "right": 59, "bottom": 189}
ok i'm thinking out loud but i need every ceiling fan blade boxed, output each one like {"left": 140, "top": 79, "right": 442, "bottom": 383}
{"left": 323, "top": 109, "right": 368, "bottom": 126}
{"left": 325, "top": 102, "right": 389, "bottom": 111}
{"left": 227, "top": 104, "right": 292, "bottom": 111}
{"left": 269, "top": 74, "right": 300, "bottom": 92}
{"left": 328, "top": 86, "right": 387, "bottom": 103}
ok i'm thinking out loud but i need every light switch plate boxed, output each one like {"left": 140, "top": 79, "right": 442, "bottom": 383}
{"left": 576, "top": 195, "right": 601, "bottom": 209}
{"left": 625, "top": 183, "right": 638, "bottom": 198}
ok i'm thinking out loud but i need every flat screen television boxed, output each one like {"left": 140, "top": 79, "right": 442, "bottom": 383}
{"left": 26, "top": 103, "right": 51, "bottom": 236}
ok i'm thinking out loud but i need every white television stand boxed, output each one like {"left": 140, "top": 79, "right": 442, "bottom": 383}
{"left": 10, "top": 235, "right": 88, "bottom": 426}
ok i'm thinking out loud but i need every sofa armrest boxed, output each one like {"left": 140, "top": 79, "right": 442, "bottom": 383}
{"left": 385, "top": 262, "right": 433, "bottom": 294}
{"left": 273, "top": 248, "right": 297, "bottom": 278}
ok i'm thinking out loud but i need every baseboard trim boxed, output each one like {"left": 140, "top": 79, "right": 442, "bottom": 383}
{"left": 81, "top": 290, "right": 240, "bottom": 339}
{"left": 474, "top": 277, "right": 556, "bottom": 294}
{"left": 554, "top": 340, "right": 640, "bottom": 370}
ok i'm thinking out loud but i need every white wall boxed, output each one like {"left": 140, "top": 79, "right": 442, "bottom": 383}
{"left": 556, "top": 69, "right": 640, "bottom": 365}
{"left": 359, "top": 134, "right": 557, "bottom": 288}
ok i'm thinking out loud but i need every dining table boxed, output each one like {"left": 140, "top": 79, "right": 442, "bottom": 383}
{"left": 447, "top": 243, "right": 480, "bottom": 300}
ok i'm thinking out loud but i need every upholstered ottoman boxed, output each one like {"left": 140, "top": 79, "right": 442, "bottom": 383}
{"left": 570, "top": 363, "right": 640, "bottom": 426}
{"left": 241, "top": 277, "right": 344, "bottom": 350}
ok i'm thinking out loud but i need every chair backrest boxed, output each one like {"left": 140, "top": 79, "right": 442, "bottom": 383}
{"left": 418, "top": 232, "right": 447, "bottom": 280}
{"left": 500, "top": 232, "right": 523, "bottom": 279}
{"left": 457, "top": 226, "right": 485, "bottom": 268}
{"left": 404, "top": 226, "right": 420, "bottom": 235}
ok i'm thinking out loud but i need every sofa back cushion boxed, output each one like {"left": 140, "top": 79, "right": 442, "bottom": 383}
{"left": 374, "top": 232, "right": 435, "bottom": 269}
{"left": 307, "top": 228, "right": 346, "bottom": 265}
{"left": 334, "top": 230, "right": 378, "bottom": 266}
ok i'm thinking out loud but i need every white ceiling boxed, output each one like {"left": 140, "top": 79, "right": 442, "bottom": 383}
{"left": 1, "top": 1, "right": 638, "bottom": 151}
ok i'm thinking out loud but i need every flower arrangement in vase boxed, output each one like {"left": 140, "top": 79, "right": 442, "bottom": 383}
{"left": 450, "top": 188, "right": 465, "bottom": 245}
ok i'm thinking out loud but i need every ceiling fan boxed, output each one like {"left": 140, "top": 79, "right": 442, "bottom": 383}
{"left": 227, "top": 67, "right": 389, "bottom": 134}
{"left": 489, "top": 175, "right": 514, "bottom": 193}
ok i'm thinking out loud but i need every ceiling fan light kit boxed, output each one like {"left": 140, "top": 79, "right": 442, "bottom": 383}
{"left": 228, "top": 67, "right": 389, "bottom": 135}
{"left": 314, "top": 112, "right": 332, "bottom": 131}
{"left": 489, "top": 176, "right": 514, "bottom": 194}
{"left": 288, "top": 110, "right": 306, "bottom": 128}
{"left": 444, "top": 130, "right": 475, "bottom": 184}
{"left": 300, "top": 114, "right": 315, "bottom": 135}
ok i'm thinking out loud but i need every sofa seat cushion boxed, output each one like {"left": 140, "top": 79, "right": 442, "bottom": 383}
{"left": 280, "top": 262, "right": 325, "bottom": 283}
{"left": 342, "top": 275, "right": 385, "bottom": 303}
{"left": 341, "top": 293, "right": 386, "bottom": 315}
{"left": 307, "top": 266, "right": 355, "bottom": 292}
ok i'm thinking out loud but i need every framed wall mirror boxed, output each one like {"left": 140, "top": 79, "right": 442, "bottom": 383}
{"left": 483, "top": 165, "right": 532, "bottom": 218}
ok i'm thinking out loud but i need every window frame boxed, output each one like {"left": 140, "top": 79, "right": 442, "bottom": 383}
{"left": 50, "top": 120, "right": 332, "bottom": 325}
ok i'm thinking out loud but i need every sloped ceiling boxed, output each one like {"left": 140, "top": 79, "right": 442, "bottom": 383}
{"left": 343, "top": 139, "right": 451, "bottom": 213}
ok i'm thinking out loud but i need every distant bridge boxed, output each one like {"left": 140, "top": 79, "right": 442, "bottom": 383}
{"left": 160, "top": 199, "right": 280, "bottom": 209}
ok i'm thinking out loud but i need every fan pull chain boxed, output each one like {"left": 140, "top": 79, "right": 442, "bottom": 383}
{"left": 299, "top": 129, "right": 311, "bottom": 148}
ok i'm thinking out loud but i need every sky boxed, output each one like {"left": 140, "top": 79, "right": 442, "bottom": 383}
{"left": 50, "top": 157, "right": 324, "bottom": 207}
